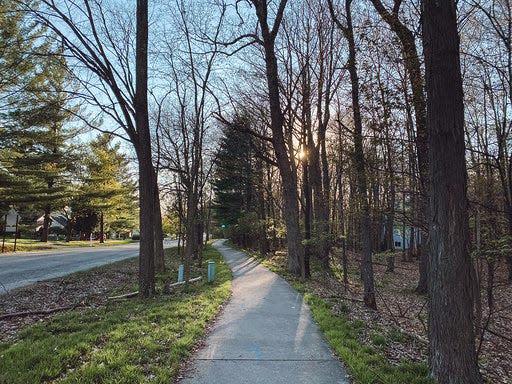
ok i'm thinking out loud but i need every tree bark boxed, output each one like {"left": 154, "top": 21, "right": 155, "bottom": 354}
{"left": 303, "top": 159, "right": 312, "bottom": 279}
{"left": 153, "top": 175, "right": 165, "bottom": 274}
{"left": 135, "top": 0, "right": 155, "bottom": 297}
{"left": 347, "top": 0, "right": 376, "bottom": 309}
{"left": 184, "top": 188, "right": 199, "bottom": 281}
{"left": 99, "top": 212, "right": 104, "bottom": 243}
{"left": 330, "top": 0, "right": 377, "bottom": 309}
{"left": 368, "top": 0, "right": 429, "bottom": 293}
{"left": 253, "top": 0, "right": 304, "bottom": 277}
{"left": 41, "top": 205, "right": 51, "bottom": 242}
{"left": 423, "top": 0, "right": 481, "bottom": 381}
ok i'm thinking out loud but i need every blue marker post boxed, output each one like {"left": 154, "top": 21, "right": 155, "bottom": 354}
{"left": 207, "top": 261, "right": 216, "bottom": 283}
{"left": 178, "top": 264, "right": 184, "bottom": 283}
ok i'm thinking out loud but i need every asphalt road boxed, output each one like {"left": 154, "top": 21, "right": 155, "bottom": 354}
{"left": 0, "top": 239, "right": 178, "bottom": 294}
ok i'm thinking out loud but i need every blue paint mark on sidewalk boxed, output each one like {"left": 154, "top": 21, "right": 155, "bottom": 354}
{"left": 249, "top": 341, "right": 262, "bottom": 360}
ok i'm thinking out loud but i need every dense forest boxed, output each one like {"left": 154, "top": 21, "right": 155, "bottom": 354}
{"left": 1, "top": 0, "right": 511, "bottom": 382}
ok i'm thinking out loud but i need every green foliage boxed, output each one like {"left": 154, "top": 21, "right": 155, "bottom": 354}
{"left": 212, "top": 115, "right": 267, "bottom": 248}
{"left": 73, "top": 133, "right": 138, "bottom": 235}
{"left": 0, "top": 245, "right": 231, "bottom": 383}
{"left": 473, "top": 235, "right": 512, "bottom": 261}
{"left": 369, "top": 332, "right": 388, "bottom": 348}
{"left": 162, "top": 208, "right": 180, "bottom": 238}
{"left": 0, "top": 1, "right": 78, "bottom": 219}
{"left": 213, "top": 116, "right": 256, "bottom": 226}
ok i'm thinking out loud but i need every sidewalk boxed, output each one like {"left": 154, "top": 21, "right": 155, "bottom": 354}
{"left": 179, "top": 240, "right": 350, "bottom": 384}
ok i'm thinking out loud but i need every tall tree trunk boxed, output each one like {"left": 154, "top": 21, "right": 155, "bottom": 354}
{"left": 135, "top": 0, "right": 155, "bottom": 297}
{"left": 253, "top": 0, "right": 304, "bottom": 277}
{"left": 385, "top": 194, "right": 395, "bottom": 272}
{"left": 423, "top": 0, "right": 481, "bottom": 381}
{"left": 368, "top": 0, "right": 429, "bottom": 293}
{"left": 184, "top": 190, "right": 198, "bottom": 281}
{"left": 153, "top": 176, "right": 165, "bottom": 274}
{"left": 41, "top": 204, "right": 51, "bottom": 242}
{"left": 65, "top": 215, "right": 72, "bottom": 243}
{"left": 382, "top": 143, "right": 396, "bottom": 271}
{"left": 303, "top": 158, "right": 312, "bottom": 279}
{"left": 330, "top": 0, "right": 377, "bottom": 309}
{"left": 99, "top": 212, "right": 104, "bottom": 243}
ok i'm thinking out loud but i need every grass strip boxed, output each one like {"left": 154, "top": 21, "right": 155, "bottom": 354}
{"left": 256, "top": 253, "right": 434, "bottom": 384}
{"left": 0, "top": 245, "right": 231, "bottom": 384}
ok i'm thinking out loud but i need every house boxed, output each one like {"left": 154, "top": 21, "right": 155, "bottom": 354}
{"left": 393, "top": 229, "right": 410, "bottom": 249}
{"left": 35, "top": 213, "right": 68, "bottom": 232}
{"left": 392, "top": 226, "right": 423, "bottom": 250}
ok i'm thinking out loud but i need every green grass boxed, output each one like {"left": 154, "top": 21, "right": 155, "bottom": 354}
{"left": 256, "top": 251, "right": 434, "bottom": 384}
{"left": 0, "top": 239, "right": 134, "bottom": 252}
{"left": 0, "top": 245, "right": 231, "bottom": 384}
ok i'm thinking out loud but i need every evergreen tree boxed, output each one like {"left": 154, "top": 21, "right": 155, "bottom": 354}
{"left": 212, "top": 117, "right": 263, "bottom": 248}
{"left": 0, "top": 1, "right": 77, "bottom": 240}
{"left": 0, "top": 1, "right": 41, "bottom": 113}
{"left": 3, "top": 54, "right": 77, "bottom": 241}
{"left": 0, "top": 0, "right": 44, "bottom": 213}
{"left": 81, "top": 133, "right": 138, "bottom": 242}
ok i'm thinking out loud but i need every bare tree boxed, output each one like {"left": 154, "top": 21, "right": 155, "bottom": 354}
{"left": 27, "top": 0, "right": 159, "bottom": 295}
{"left": 329, "top": 0, "right": 377, "bottom": 309}
{"left": 423, "top": 0, "right": 481, "bottom": 380}
{"left": 242, "top": 0, "right": 305, "bottom": 276}
{"left": 367, "top": 0, "right": 429, "bottom": 293}
{"left": 156, "top": 1, "right": 222, "bottom": 280}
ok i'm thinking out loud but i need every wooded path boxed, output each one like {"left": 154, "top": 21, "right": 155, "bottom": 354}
{"left": 179, "top": 240, "right": 349, "bottom": 384}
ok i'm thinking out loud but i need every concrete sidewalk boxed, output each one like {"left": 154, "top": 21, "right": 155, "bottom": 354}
{"left": 179, "top": 240, "right": 350, "bottom": 384}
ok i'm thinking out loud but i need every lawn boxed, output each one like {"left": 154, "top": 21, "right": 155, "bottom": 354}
{"left": 0, "top": 245, "right": 231, "bottom": 384}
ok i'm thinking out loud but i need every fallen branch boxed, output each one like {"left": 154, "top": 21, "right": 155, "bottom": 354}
{"left": 478, "top": 326, "right": 512, "bottom": 343}
{"left": 371, "top": 261, "right": 417, "bottom": 271}
{"left": 416, "top": 299, "right": 428, "bottom": 334}
{"left": 108, "top": 291, "right": 139, "bottom": 300}
{"left": 0, "top": 303, "right": 79, "bottom": 321}
{"left": 168, "top": 276, "right": 202, "bottom": 288}
{"left": 375, "top": 288, "right": 401, "bottom": 327}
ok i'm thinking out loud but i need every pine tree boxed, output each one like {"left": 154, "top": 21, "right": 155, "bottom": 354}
{"left": 4, "top": 54, "right": 77, "bottom": 241}
{"left": 213, "top": 117, "right": 264, "bottom": 248}
{"left": 0, "top": 0, "right": 44, "bottom": 213}
{"left": 0, "top": 1, "right": 77, "bottom": 240}
{"left": 81, "top": 133, "right": 137, "bottom": 242}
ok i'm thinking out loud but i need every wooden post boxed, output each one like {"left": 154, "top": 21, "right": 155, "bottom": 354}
{"left": 1, "top": 214, "right": 6, "bottom": 253}
{"left": 13, "top": 214, "right": 19, "bottom": 252}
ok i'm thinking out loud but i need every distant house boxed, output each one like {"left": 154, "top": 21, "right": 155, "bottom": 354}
{"left": 393, "top": 230, "right": 410, "bottom": 249}
{"left": 35, "top": 213, "right": 68, "bottom": 232}
{"left": 393, "top": 226, "right": 423, "bottom": 250}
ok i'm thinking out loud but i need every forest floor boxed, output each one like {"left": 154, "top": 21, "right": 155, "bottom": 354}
{"left": 0, "top": 255, "right": 139, "bottom": 342}
{"left": 259, "top": 249, "right": 511, "bottom": 384}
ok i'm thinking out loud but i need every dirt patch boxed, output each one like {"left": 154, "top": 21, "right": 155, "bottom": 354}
{"left": 0, "top": 259, "right": 138, "bottom": 342}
